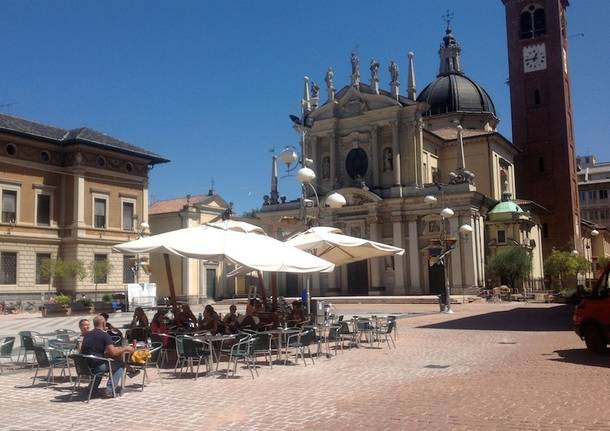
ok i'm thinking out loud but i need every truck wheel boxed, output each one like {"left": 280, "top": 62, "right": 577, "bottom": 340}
{"left": 584, "top": 325, "right": 608, "bottom": 353}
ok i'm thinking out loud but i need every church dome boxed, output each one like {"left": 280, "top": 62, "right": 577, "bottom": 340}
{"left": 417, "top": 26, "right": 496, "bottom": 117}
{"left": 417, "top": 73, "right": 496, "bottom": 117}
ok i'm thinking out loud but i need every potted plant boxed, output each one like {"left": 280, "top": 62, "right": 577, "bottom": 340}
{"left": 42, "top": 293, "right": 71, "bottom": 317}
{"left": 94, "top": 293, "right": 114, "bottom": 313}
{"left": 71, "top": 296, "right": 93, "bottom": 314}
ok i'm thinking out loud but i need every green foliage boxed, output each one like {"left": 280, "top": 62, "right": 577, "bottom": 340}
{"left": 544, "top": 250, "right": 590, "bottom": 291}
{"left": 596, "top": 256, "right": 610, "bottom": 272}
{"left": 38, "top": 257, "right": 59, "bottom": 282}
{"left": 101, "top": 293, "right": 112, "bottom": 303}
{"left": 91, "top": 259, "right": 113, "bottom": 284}
{"left": 487, "top": 246, "right": 532, "bottom": 290}
{"left": 55, "top": 294, "right": 71, "bottom": 307}
{"left": 76, "top": 297, "right": 93, "bottom": 307}
{"left": 55, "top": 259, "right": 88, "bottom": 281}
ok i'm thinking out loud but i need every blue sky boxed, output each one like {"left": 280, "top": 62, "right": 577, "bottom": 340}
{"left": 0, "top": 1, "right": 608, "bottom": 213}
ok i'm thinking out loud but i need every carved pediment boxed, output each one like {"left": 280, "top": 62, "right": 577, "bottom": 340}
{"left": 326, "top": 187, "right": 382, "bottom": 207}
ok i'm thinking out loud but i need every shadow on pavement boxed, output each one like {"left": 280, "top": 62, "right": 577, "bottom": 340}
{"left": 418, "top": 305, "right": 574, "bottom": 332}
{"left": 551, "top": 349, "right": 610, "bottom": 369}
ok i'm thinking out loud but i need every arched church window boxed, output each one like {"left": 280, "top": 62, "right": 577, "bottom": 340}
{"left": 382, "top": 147, "right": 393, "bottom": 171}
{"left": 322, "top": 156, "right": 330, "bottom": 179}
{"left": 520, "top": 4, "right": 546, "bottom": 39}
{"left": 345, "top": 148, "right": 368, "bottom": 180}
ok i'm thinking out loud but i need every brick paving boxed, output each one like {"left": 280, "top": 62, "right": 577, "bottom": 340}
{"left": 1, "top": 302, "right": 609, "bottom": 430}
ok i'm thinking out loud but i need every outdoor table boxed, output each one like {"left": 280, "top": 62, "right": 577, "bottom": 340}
{"left": 263, "top": 328, "right": 300, "bottom": 362}
{"left": 191, "top": 334, "right": 236, "bottom": 372}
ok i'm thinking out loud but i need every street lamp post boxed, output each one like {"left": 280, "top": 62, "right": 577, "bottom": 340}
{"left": 133, "top": 221, "right": 150, "bottom": 285}
{"left": 277, "top": 76, "right": 347, "bottom": 315}
{"left": 425, "top": 191, "right": 472, "bottom": 313}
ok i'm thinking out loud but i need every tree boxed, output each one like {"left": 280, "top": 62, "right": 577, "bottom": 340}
{"left": 91, "top": 258, "right": 113, "bottom": 301}
{"left": 39, "top": 258, "right": 87, "bottom": 298}
{"left": 487, "top": 246, "right": 532, "bottom": 292}
{"left": 544, "top": 250, "right": 589, "bottom": 291}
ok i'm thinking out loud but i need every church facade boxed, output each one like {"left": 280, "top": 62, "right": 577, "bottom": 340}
{"left": 257, "top": 26, "right": 545, "bottom": 296}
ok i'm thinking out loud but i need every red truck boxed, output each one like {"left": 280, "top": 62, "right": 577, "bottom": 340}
{"left": 573, "top": 262, "right": 610, "bottom": 352}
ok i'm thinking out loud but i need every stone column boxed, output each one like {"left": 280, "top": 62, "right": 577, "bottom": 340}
{"left": 391, "top": 121, "right": 401, "bottom": 186}
{"left": 414, "top": 118, "right": 424, "bottom": 187}
{"left": 371, "top": 125, "right": 380, "bottom": 188}
{"left": 73, "top": 173, "right": 85, "bottom": 238}
{"left": 460, "top": 213, "right": 477, "bottom": 289}
{"left": 368, "top": 212, "right": 381, "bottom": 290}
{"left": 310, "top": 136, "right": 318, "bottom": 188}
{"left": 392, "top": 212, "right": 405, "bottom": 295}
{"left": 407, "top": 217, "right": 421, "bottom": 293}
{"left": 142, "top": 182, "right": 149, "bottom": 223}
{"left": 329, "top": 131, "right": 337, "bottom": 188}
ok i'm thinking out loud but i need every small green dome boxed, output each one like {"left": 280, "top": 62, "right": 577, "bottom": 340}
{"left": 489, "top": 200, "right": 524, "bottom": 214}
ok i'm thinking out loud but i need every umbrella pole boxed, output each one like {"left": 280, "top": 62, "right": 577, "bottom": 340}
{"left": 271, "top": 272, "right": 278, "bottom": 311}
{"left": 163, "top": 253, "right": 179, "bottom": 313}
{"left": 256, "top": 271, "right": 268, "bottom": 310}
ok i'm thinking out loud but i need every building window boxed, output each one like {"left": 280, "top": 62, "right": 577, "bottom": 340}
{"left": 600, "top": 189, "right": 608, "bottom": 200}
{"left": 588, "top": 191, "right": 597, "bottom": 200}
{"left": 345, "top": 148, "right": 368, "bottom": 180}
{"left": 122, "top": 200, "right": 135, "bottom": 231}
{"left": 0, "top": 252, "right": 17, "bottom": 284}
{"left": 534, "top": 89, "right": 541, "bottom": 105}
{"left": 36, "top": 193, "right": 51, "bottom": 226}
{"left": 1, "top": 189, "right": 17, "bottom": 223}
{"left": 520, "top": 4, "right": 546, "bottom": 39}
{"left": 93, "top": 254, "right": 108, "bottom": 284}
{"left": 579, "top": 191, "right": 587, "bottom": 201}
{"left": 321, "top": 156, "right": 330, "bottom": 179}
{"left": 94, "top": 197, "right": 107, "bottom": 228}
{"left": 36, "top": 253, "right": 51, "bottom": 285}
{"left": 497, "top": 230, "right": 506, "bottom": 244}
{"left": 123, "top": 255, "right": 135, "bottom": 284}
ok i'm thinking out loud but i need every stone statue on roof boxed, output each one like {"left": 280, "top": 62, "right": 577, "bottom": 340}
{"left": 325, "top": 67, "right": 335, "bottom": 100}
{"left": 370, "top": 59, "right": 380, "bottom": 82}
{"left": 351, "top": 52, "right": 360, "bottom": 86}
{"left": 389, "top": 61, "right": 399, "bottom": 85}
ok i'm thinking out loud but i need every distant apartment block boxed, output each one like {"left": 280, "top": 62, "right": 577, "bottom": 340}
{"left": 577, "top": 155, "right": 610, "bottom": 229}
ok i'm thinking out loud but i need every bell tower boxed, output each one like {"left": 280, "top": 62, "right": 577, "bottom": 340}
{"left": 501, "top": 0, "right": 580, "bottom": 253}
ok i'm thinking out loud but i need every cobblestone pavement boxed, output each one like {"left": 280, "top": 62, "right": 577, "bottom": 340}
{"left": 1, "top": 302, "right": 609, "bottom": 430}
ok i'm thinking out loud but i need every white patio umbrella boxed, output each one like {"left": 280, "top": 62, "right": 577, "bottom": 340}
{"left": 113, "top": 220, "right": 335, "bottom": 308}
{"left": 285, "top": 226, "right": 405, "bottom": 266}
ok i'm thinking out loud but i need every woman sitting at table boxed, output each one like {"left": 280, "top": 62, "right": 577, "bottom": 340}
{"left": 222, "top": 304, "right": 239, "bottom": 334}
{"left": 150, "top": 311, "right": 170, "bottom": 347}
{"left": 173, "top": 304, "right": 197, "bottom": 329}
{"left": 100, "top": 312, "right": 123, "bottom": 342}
{"left": 289, "top": 301, "right": 306, "bottom": 325}
{"left": 237, "top": 301, "right": 260, "bottom": 330}
{"left": 128, "top": 307, "right": 150, "bottom": 342}
{"left": 199, "top": 304, "right": 223, "bottom": 334}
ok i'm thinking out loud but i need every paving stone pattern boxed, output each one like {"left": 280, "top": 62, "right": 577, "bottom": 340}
{"left": 1, "top": 302, "right": 609, "bottom": 430}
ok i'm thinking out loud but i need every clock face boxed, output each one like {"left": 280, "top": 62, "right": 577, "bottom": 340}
{"left": 523, "top": 43, "right": 547, "bottom": 73}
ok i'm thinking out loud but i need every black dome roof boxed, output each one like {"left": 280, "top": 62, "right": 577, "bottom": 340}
{"left": 417, "top": 73, "right": 496, "bottom": 117}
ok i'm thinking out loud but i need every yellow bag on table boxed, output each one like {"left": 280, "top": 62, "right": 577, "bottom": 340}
{"left": 130, "top": 349, "right": 151, "bottom": 364}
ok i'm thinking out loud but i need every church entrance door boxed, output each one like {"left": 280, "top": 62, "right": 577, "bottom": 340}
{"left": 347, "top": 260, "right": 369, "bottom": 295}
{"left": 428, "top": 263, "right": 445, "bottom": 295}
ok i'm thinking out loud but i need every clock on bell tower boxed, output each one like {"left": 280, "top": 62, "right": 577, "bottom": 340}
{"left": 501, "top": 0, "right": 580, "bottom": 254}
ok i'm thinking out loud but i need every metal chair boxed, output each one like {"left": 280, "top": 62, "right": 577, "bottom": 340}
{"left": 375, "top": 320, "right": 396, "bottom": 349}
{"left": 338, "top": 321, "right": 359, "bottom": 348}
{"left": 250, "top": 333, "right": 273, "bottom": 369}
{"left": 31, "top": 346, "right": 70, "bottom": 387}
{"left": 0, "top": 336, "right": 15, "bottom": 362}
{"left": 17, "top": 331, "right": 43, "bottom": 363}
{"left": 69, "top": 353, "right": 117, "bottom": 402}
{"left": 178, "top": 336, "right": 211, "bottom": 379}
{"left": 325, "top": 325, "right": 343, "bottom": 355}
{"left": 223, "top": 333, "right": 256, "bottom": 379}
{"left": 285, "top": 328, "right": 316, "bottom": 366}
{"left": 124, "top": 343, "right": 164, "bottom": 390}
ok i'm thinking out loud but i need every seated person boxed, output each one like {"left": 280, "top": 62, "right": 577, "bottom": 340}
{"left": 289, "top": 301, "right": 306, "bottom": 324}
{"left": 128, "top": 307, "right": 149, "bottom": 342}
{"left": 222, "top": 304, "right": 239, "bottom": 334}
{"left": 76, "top": 318, "right": 90, "bottom": 352}
{"left": 81, "top": 315, "right": 135, "bottom": 398}
{"left": 100, "top": 312, "right": 123, "bottom": 342}
{"left": 237, "top": 300, "right": 261, "bottom": 330}
{"left": 199, "top": 304, "right": 223, "bottom": 334}
{"left": 150, "top": 311, "right": 170, "bottom": 347}
{"left": 173, "top": 304, "right": 197, "bottom": 329}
